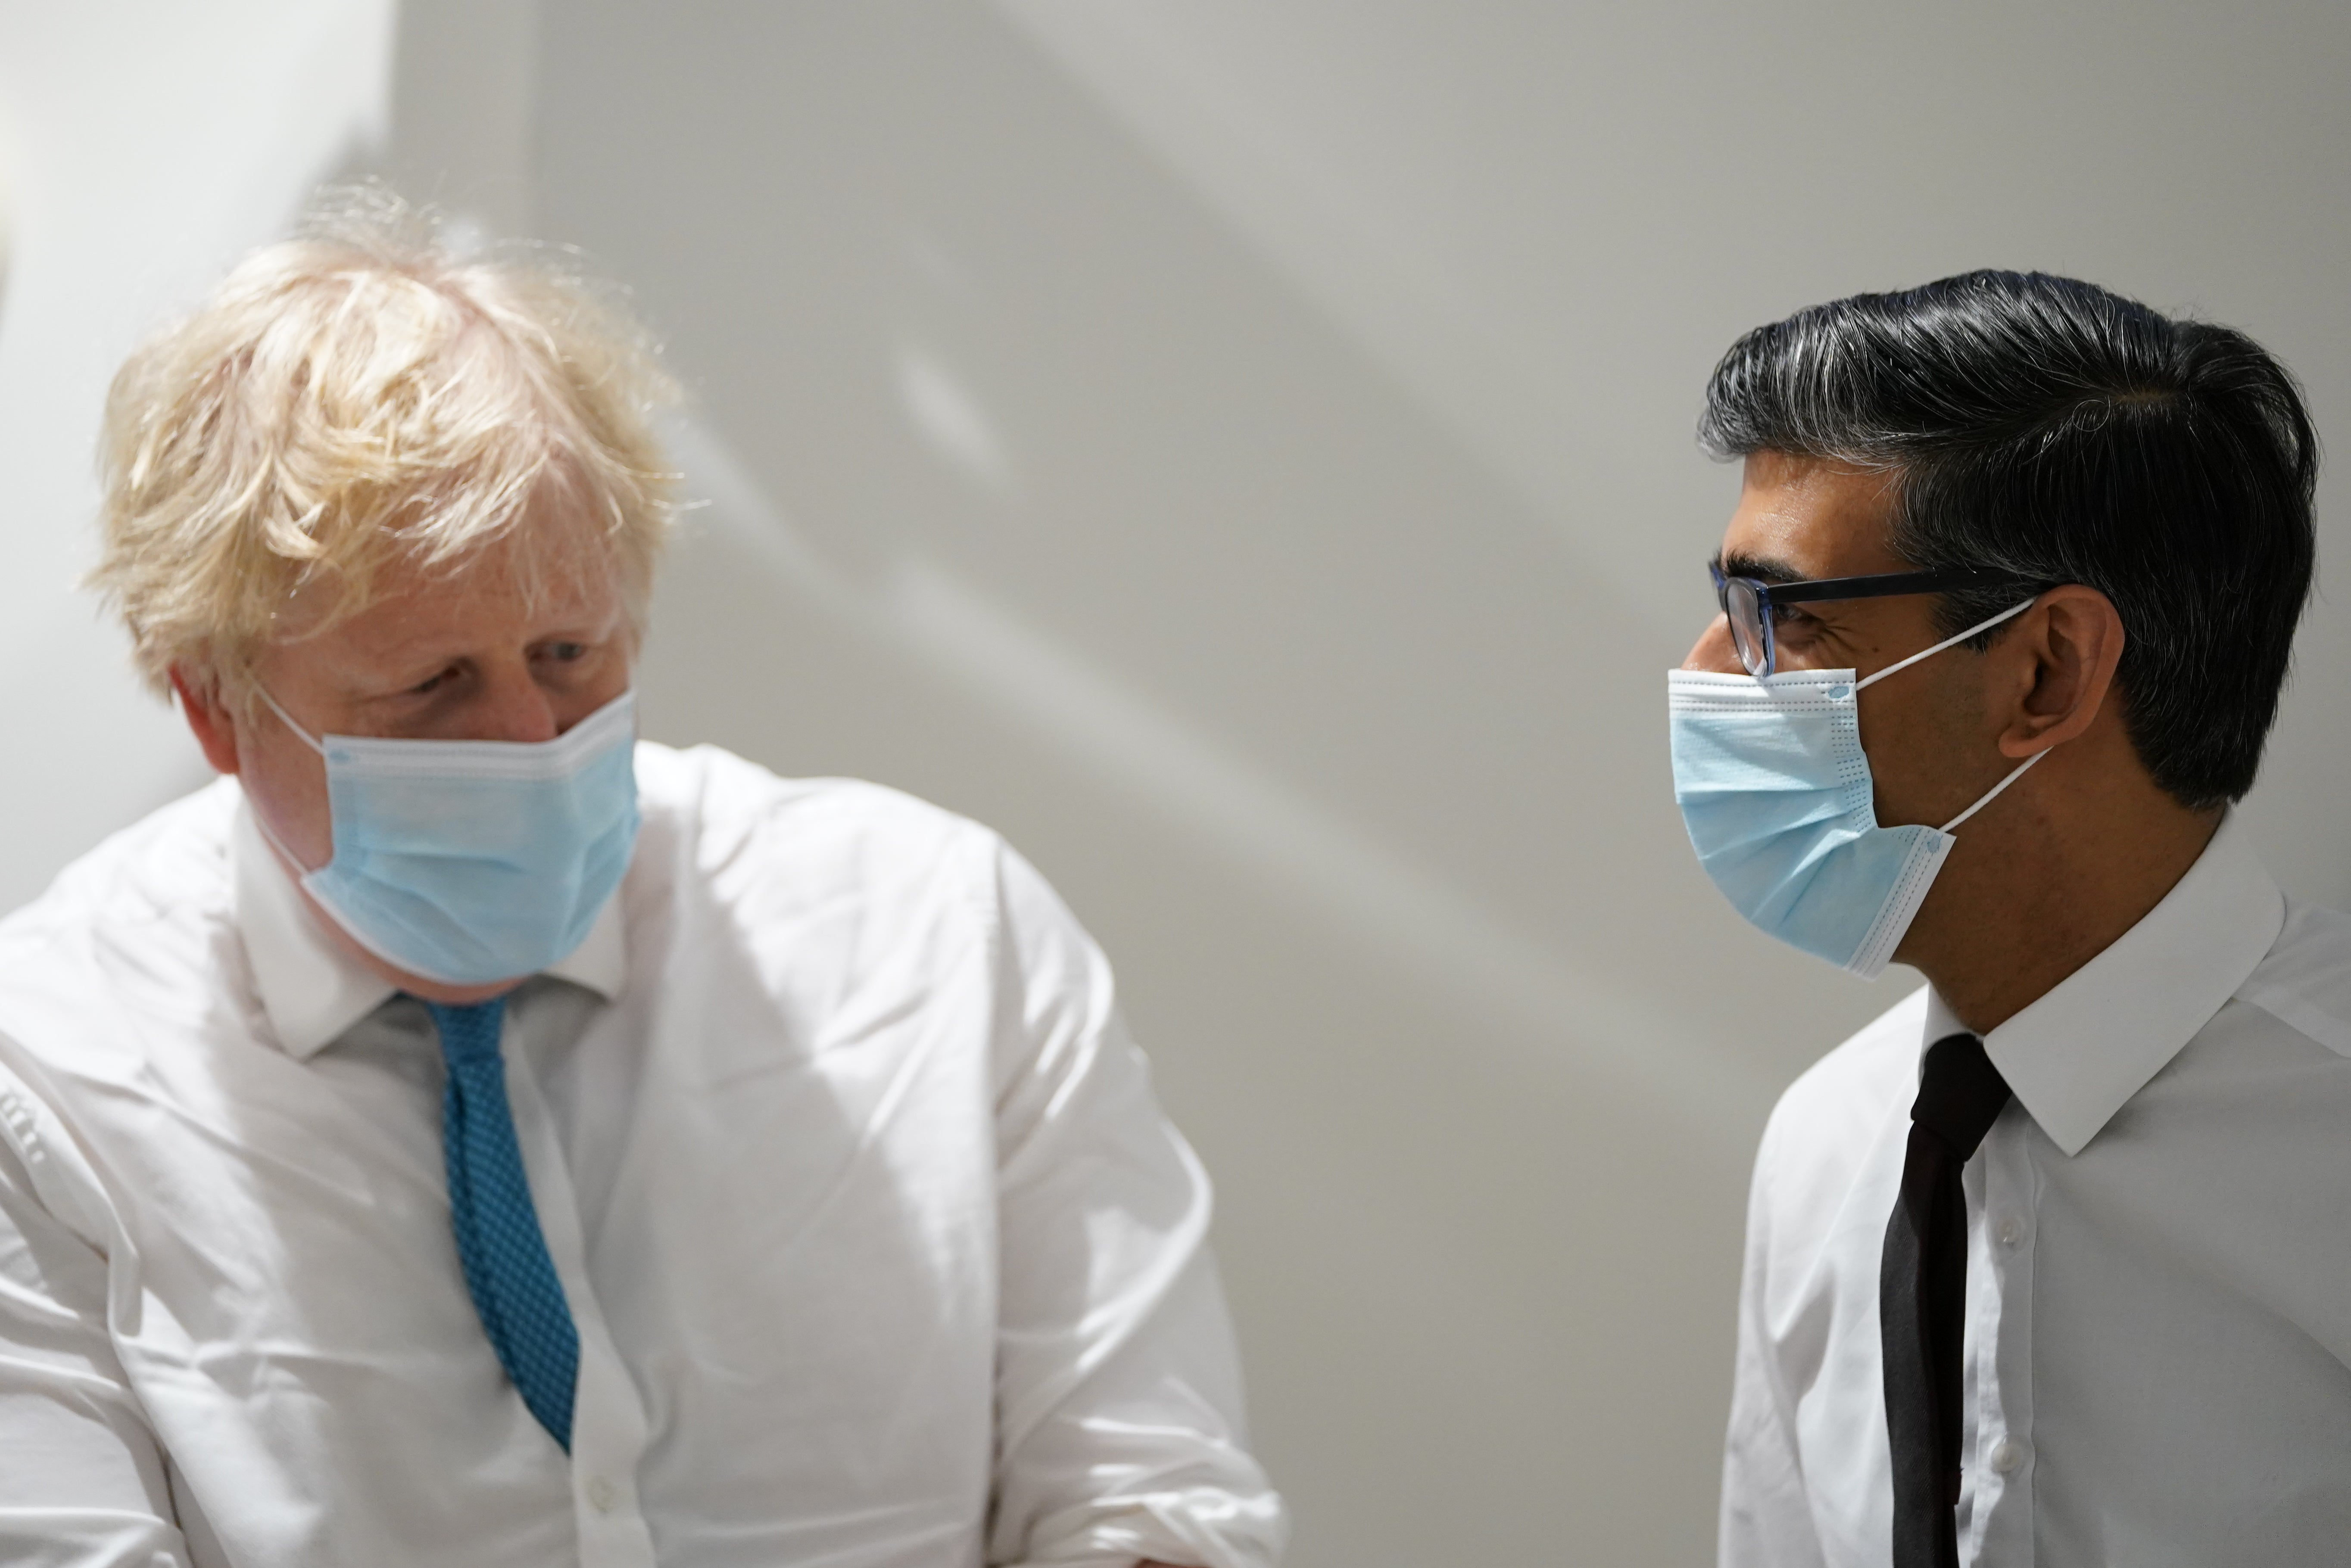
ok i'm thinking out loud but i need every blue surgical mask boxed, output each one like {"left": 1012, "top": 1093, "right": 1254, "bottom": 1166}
{"left": 253, "top": 687, "right": 641, "bottom": 986}
{"left": 1667, "top": 602, "right": 2042, "bottom": 977}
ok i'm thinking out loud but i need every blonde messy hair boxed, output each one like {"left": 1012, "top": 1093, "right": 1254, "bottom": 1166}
{"left": 90, "top": 185, "right": 681, "bottom": 697}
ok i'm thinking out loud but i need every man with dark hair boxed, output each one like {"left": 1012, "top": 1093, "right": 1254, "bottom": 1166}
{"left": 1672, "top": 271, "right": 2348, "bottom": 1567}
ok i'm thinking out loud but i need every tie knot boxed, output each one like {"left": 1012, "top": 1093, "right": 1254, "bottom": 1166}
{"left": 422, "top": 997, "right": 509, "bottom": 1067}
{"left": 1911, "top": 1032, "right": 2011, "bottom": 1160}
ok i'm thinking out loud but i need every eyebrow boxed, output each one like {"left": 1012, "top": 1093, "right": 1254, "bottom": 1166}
{"left": 1714, "top": 549, "right": 1807, "bottom": 585}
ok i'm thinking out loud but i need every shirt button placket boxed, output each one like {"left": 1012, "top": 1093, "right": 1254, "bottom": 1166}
{"left": 1974, "top": 1126, "right": 2040, "bottom": 1568}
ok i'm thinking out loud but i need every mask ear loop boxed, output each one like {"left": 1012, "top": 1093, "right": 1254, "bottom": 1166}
{"left": 1938, "top": 748, "right": 2049, "bottom": 833}
{"left": 253, "top": 683, "right": 328, "bottom": 756}
{"left": 1846, "top": 595, "right": 2052, "bottom": 834}
{"left": 1853, "top": 597, "right": 2039, "bottom": 692}
{"left": 246, "top": 683, "right": 330, "bottom": 876}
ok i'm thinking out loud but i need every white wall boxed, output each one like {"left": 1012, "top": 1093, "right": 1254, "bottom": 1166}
{"left": 5, "top": 4, "right": 2349, "bottom": 1564}
{"left": 0, "top": 1, "right": 395, "bottom": 897}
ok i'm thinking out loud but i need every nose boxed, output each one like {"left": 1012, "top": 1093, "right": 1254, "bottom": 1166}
{"left": 1681, "top": 613, "right": 1746, "bottom": 674}
{"left": 467, "top": 665, "right": 562, "bottom": 744}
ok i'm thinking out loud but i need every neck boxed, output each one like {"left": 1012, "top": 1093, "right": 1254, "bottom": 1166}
{"left": 1899, "top": 766, "right": 2222, "bottom": 1035}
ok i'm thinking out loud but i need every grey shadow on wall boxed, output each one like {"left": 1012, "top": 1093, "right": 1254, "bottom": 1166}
{"left": 522, "top": 4, "right": 1830, "bottom": 1563}
{"left": 532, "top": 0, "right": 1824, "bottom": 1120}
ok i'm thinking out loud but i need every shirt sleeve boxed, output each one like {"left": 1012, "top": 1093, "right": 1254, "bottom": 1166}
{"left": 1718, "top": 1108, "right": 1829, "bottom": 1568}
{"left": 980, "top": 842, "right": 1287, "bottom": 1568}
{"left": 0, "top": 1069, "right": 191, "bottom": 1567}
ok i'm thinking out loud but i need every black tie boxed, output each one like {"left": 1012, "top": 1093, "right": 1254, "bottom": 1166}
{"left": 1881, "top": 1032, "right": 2011, "bottom": 1568}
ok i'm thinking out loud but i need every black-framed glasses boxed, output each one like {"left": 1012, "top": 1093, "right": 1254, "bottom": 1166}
{"left": 1709, "top": 560, "right": 2034, "bottom": 677}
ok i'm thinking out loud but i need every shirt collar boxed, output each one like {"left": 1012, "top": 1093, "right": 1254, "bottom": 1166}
{"left": 232, "top": 794, "right": 628, "bottom": 1061}
{"left": 1922, "top": 809, "right": 2284, "bottom": 1157}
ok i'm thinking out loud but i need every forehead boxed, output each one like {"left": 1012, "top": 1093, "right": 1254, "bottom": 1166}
{"left": 277, "top": 513, "right": 627, "bottom": 670}
{"left": 1723, "top": 452, "right": 1908, "bottom": 579}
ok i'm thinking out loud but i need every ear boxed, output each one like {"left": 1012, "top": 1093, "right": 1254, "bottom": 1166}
{"left": 1993, "top": 586, "right": 2126, "bottom": 759}
{"left": 171, "top": 664, "right": 244, "bottom": 776}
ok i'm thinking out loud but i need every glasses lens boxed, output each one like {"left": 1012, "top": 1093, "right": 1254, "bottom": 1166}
{"left": 1724, "top": 579, "right": 1768, "bottom": 675}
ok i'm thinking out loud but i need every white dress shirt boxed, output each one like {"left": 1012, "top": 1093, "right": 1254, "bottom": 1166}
{"left": 1721, "top": 811, "right": 2351, "bottom": 1567}
{"left": 0, "top": 742, "right": 1284, "bottom": 1568}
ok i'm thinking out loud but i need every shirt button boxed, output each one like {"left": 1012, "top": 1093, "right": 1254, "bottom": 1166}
{"left": 1990, "top": 1437, "right": 2027, "bottom": 1474}
{"left": 1996, "top": 1216, "right": 2025, "bottom": 1249}
{"left": 585, "top": 1476, "right": 617, "bottom": 1513}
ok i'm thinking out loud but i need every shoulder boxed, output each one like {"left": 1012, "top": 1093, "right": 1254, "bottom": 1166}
{"left": 633, "top": 742, "right": 1109, "bottom": 988}
{"left": 630, "top": 742, "right": 1034, "bottom": 935}
{"left": 0, "top": 779, "right": 242, "bottom": 1126}
{"left": 2233, "top": 898, "right": 2351, "bottom": 1058}
{"left": 638, "top": 742, "right": 1001, "bottom": 874}
{"left": 1753, "top": 986, "right": 1924, "bottom": 1203}
{"left": 0, "top": 778, "right": 240, "bottom": 990}
{"left": 628, "top": 747, "right": 1113, "bottom": 1079}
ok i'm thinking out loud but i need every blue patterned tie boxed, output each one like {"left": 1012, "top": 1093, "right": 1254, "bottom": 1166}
{"left": 424, "top": 998, "right": 580, "bottom": 1450}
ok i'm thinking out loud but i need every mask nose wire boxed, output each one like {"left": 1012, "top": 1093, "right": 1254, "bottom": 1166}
{"left": 1852, "top": 597, "right": 2039, "bottom": 693}
{"left": 253, "top": 683, "right": 329, "bottom": 756}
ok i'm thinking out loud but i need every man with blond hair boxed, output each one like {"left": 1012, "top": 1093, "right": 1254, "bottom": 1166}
{"left": 0, "top": 193, "right": 1283, "bottom": 1568}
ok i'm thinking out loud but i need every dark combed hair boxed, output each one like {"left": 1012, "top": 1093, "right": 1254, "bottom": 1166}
{"left": 1699, "top": 270, "right": 2318, "bottom": 809}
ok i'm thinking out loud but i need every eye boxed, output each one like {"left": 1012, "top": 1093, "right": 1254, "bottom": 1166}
{"left": 409, "top": 665, "right": 460, "bottom": 696}
{"left": 546, "top": 641, "right": 588, "bottom": 662}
